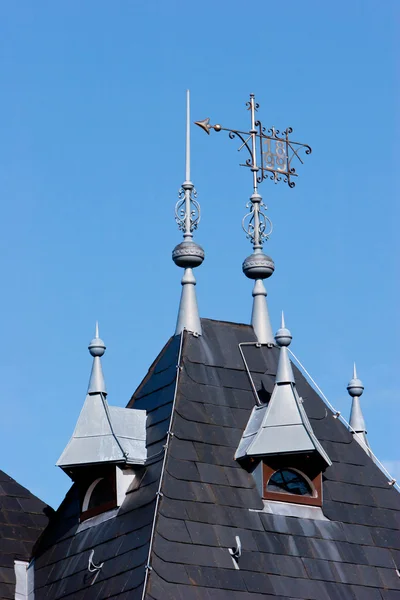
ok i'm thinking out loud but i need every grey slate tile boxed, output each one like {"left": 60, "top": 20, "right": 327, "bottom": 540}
{"left": 381, "top": 591, "right": 400, "bottom": 600}
{"left": 350, "top": 585, "right": 383, "bottom": 600}
{"left": 156, "top": 514, "right": 191, "bottom": 543}
{"left": 185, "top": 564, "right": 247, "bottom": 591}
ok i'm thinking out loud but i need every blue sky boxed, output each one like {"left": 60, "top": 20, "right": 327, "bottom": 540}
{"left": 0, "top": 1, "right": 398, "bottom": 508}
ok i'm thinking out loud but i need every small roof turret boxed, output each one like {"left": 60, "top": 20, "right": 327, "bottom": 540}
{"left": 235, "top": 313, "right": 331, "bottom": 467}
{"left": 57, "top": 325, "right": 147, "bottom": 473}
{"left": 347, "top": 363, "right": 369, "bottom": 451}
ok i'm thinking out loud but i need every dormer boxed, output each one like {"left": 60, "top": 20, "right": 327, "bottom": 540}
{"left": 235, "top": 314, "right": 331, "bottom": 507}
{"left": 57, "top": 325, "right": 146, "bottom": 520}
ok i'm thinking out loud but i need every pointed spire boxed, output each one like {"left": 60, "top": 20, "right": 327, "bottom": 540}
{"left": 235, "top": 311, "right": 331, "bottom": 467}
{"left": 87, "top": 322, "right": 107, "bottom": 395}
{"left": 275, "top": 312, "right": 295, "bottom": 384}
{"left": 347, "top": 363, "right": 369, "bottom": 448}
{"left": 172, "top": 90, "right": 204, "bottom": 335}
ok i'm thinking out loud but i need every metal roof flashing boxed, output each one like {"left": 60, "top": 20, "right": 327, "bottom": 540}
{"left": 235, "top": 316, "right": 331, "bottom": 468}
{"left": 56, "top": 393, "right": 147, "bottom": 471}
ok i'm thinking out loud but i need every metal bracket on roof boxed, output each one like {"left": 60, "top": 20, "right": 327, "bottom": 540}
{"left": 88, "top": 550, "right": 103, "bottom": 572}
{"left": 229, "top": 536, "right": 242, "bottom": 569}
{"left": 88, "top": 549, "right": 104, "bottom": 584}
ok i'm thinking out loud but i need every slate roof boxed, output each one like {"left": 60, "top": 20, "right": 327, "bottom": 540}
{"left": 0, "top": 470, "right": 51, "bottom": 599}
{"left": 32, "top": 319, "right": 400, "bottom": 599}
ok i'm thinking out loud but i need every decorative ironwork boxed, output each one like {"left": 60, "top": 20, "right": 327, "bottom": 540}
{"left": 242, "top": 199, "right": 272, "bottom": 245}
{"left": 195, "top": 94, "right": 311, "bottom": 190}
{"left": 195, "top": 94, "right": 311, "bottom": 254}
{"left": 175, "top": 186, "right": 201, "bottom": 235}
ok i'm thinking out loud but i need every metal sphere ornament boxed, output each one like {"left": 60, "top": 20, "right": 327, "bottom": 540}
{"left": 242, "top": 252, "right": 275, "bottom": 280}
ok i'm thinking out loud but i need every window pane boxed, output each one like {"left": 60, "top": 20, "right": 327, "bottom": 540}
{"left": 267, "top": 469, "right": 313, "bottom": 496}
{"left": 88, "top": 478, "right": 115, "bottom": 510}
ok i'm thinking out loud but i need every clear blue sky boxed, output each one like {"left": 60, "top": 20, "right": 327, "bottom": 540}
{"left": 0, "top": 1, "right": 398, "bottom": 508}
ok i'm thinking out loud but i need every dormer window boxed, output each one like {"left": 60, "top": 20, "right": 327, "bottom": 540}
{"left": 267, "top": 469, "right": 313, "bottom": 496}
{"left": 235, "top": 317, "right": 331, "bottom": 510}
{"left": 251, "top": 454, "right": 323, "bottom": 507}
{"left": 80, "top": 468, "right": 117, "bottom": 521}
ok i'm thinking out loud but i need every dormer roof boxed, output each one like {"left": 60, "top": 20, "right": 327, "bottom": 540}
{"left": 56, "top": 325, "right": 147, "bottom": 471}
{"left": 56, "top": 393, "right": 147, "bottom": 469}
{"left": 235, "top": 315, "right": 331, "bottom": 467}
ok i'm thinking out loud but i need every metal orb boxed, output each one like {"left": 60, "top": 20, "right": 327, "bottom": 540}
{"left": 347, "top": 378, "right": 364, "bottom": 398}
{"left": 275, "top": 327, "right": 292, "bottom": 347}
{"left": 88, "top": 339, "right": 106, "bottom": 357}
{"left": 242, "top": 252, "right": 274, "bottom": 280}
{"left": 214, "top": 124, "right": 222, "bottom": 132}
{"left": 172, "top": 240, "right": 205, "bottom": 268}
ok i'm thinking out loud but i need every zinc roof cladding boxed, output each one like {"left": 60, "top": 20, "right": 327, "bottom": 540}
{"left": 32, "top": 334, "right": 181, "bottom": 600}
{"left": 0, "top": 469, "right": 51, "bottom": 600}
{"left": 147, "top": 318, "right": 400, "bottom": 600}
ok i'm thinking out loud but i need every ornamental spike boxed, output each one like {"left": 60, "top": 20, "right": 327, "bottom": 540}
{"left": 275, "top": 314, "right": 295, "bottom": 384}
{"left": 87, "top": 323, "right": 106, "bottom": 395}
{"left": 172, "top": 91, "right": 204, "bottom": 336}
{"left": 347, "top": 363, "right": 369, "bottom": 452}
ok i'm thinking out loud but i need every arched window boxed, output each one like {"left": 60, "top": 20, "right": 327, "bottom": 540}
{"left": 267, "top": 469, "right": 314, "bottom": 497}
{"left": 81, "top": 473, "right": 117, "bottom": 521}
{"left": 261, "top": 461, "right": 322, "bottom": 507}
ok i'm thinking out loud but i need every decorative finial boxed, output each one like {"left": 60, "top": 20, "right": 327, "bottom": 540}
{"left": 87, "top": 323, "right": 106, "bottom": 394}
{"left": 347, "top": 362, "right": 364, "bottom": 398}
{"left": 196, "top": 94, "right": 311, "bottom": 345}
{"left": 172, "top": 90, "right": 204, "bottom": 336}
{"left": 275, "top": 312, "right": 295, "bottom": 383}
{"left": 347, "top": 363, "right": 368, "bottom": 449}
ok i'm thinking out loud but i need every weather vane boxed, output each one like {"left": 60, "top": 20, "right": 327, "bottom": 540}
{"left": 195, "top": 94, "right": 312, "bottom": 345}
{"left": 195, "top": 93, "right": 311, "bottom": 189}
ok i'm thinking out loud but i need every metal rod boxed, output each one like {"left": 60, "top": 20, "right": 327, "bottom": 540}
{"left": 287, "top": 348, "right": 398, "bottom": 489}
{"left": 141, "top": 331, "right": 185, "bottom": 599}
{"left": 100, "top": 392, "right": 127, "bottom": 460}
{"left": 186, "top": 89, "right": 190, "bottom": 182}
{"left": 238, "top": 342, "right": 263, "bottom": 406}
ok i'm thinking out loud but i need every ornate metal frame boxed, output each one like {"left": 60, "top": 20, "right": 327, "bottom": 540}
{"left": 195, "top": 94, "right": 311, "bottom": 189}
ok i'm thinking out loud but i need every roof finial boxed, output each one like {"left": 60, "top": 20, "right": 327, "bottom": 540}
{"left": 275, "top": 311, "right": 294, "bottom": 383}
{"left": 172, "top": 90, "right": 204, "bottom": 336}
{"left": 87, "top": 322, "right": 106, "bottom": 395}
{"left": 195, "top": 94, "right": 312, "bottom": 345}
{"left": 347, "top": 363, "right": 369, "bottom": 450}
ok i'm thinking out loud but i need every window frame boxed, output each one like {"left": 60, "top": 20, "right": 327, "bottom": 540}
{"left": 80, "top": 471, "right": 117, "bottom": 522}
{"left": 262, "top": 460, "right": 323, "bottom": 507}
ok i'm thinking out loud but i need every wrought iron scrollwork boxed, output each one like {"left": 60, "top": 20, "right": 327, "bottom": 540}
{"left": 175, "top": 186, "right": 201, "bottom": 233}
{"left": 242, "top": 200, "right": 273, "bottom": 245}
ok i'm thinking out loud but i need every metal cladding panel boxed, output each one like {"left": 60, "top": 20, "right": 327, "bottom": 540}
{"left": 248, "top": 423, "right": 315, "bottom": 456}
{"left": 72, "top": 393, "right": 112, "bottom": 437}
{"left": 57, "top": 434, "right": 127, "bottom": 466}
{"left": 261, "top": 383, "right": 303, "bottom": 427}
{"left": 235, "top": 405, "right": 267, "bottom": 459}
{"left": 109, "top": 406, "right": 147, "bottom": 441}
{"left": 57, "top": 399, "right": 147, "bottom": 467}
{"left": 244, "top": 406, "right": 267, "bottom": 436}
